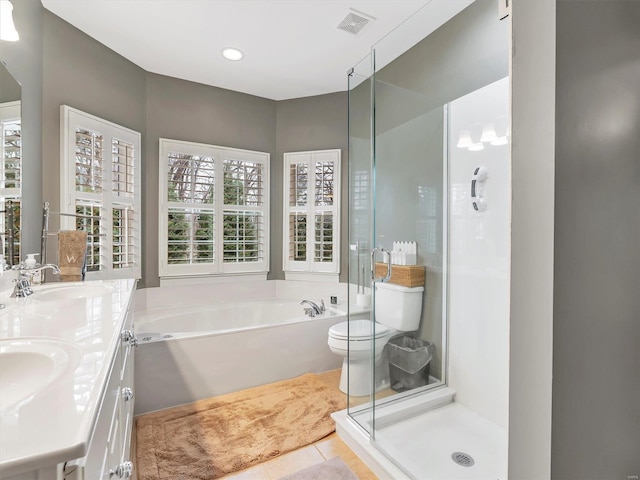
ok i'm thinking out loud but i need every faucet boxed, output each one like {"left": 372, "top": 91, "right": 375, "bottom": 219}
{"left": 11, "top": 274, "right": 33, "bottom": 297}
{"left": 24, "top": 264, "right": 61, "bottom": 285}
{"left": 300, "top": 299, "right": 325, "bottom": 317}
{"left": 11, "top": 264, "right": 60, "bottom": 297}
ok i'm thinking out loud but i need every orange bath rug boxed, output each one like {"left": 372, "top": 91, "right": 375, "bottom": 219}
{"left": 135, "top": 373, "right": 347, "bottom": 480}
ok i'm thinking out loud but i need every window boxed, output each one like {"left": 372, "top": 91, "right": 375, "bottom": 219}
{"left": 283, "top": 149, "right": 340, "bottom": 277}
{"left": 159, "top": 139, "right": 269, "bottom": 277}
{"left": 0, "top": 101, "right": 21, "bottom": 265}
{"left": 61, "top": 106, "right": 141, "bottom": 279}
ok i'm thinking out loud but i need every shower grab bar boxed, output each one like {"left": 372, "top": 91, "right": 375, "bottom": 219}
{"left": 370, "top": 247, "right": 392, "bottom": 282}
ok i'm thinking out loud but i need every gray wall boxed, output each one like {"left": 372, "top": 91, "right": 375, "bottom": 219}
{"left": 42, "top": 10, "right": 147, "bottom": 261}
{"left": 6, "top": 6, "right": 346, "bottom": 288}
{"left": 144, "top": 73, "right": 277, "bottom": 287}
{"left": 0, "top": 0, "right": 43, "bottom": 256}
{"left": 0, "top": 64, "right": 21, "bottom": 102}
{"left": 274, "top": 93, "right": 348, "bottom": 282}
{"left": 376, "top": 0, "right": 508, "bottom": 108}
{"left": 552, "top": 2, "right": 640, "bottom": 478}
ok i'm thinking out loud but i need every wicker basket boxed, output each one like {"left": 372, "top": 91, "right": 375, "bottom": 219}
{"left": 374, "top": 263, "right": 425, "bottom": 288}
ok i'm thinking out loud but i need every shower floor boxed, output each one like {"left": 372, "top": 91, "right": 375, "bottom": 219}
{"left": 374, "top": 402, "right": 507, "bottom": 479}
{"left": 335, "top": 390, "right": 507, "bottom": 480}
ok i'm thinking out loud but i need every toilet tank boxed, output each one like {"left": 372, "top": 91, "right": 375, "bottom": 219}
{"left": 374, "top": 282, "right": 424, "bottom": 331}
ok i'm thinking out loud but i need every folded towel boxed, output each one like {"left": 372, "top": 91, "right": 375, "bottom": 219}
{"left": 58, "top": 230, "right": 88, "bottom": 282}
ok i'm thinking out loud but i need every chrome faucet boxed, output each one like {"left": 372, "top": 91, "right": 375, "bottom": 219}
{"left": 300, "top": 299, "right": 325, "bottom": 317}
{"left": 11, "top": 264, "right": 60, "bottom": 297}
{"left": 28, "top": 264, "right": 61, "bottom": 276}
{"left": 11, "top": 274, "right": 33, "bottom": 297}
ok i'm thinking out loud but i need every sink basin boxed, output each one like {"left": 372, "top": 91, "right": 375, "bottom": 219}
{"left": 33, "top": 284, "right": 115, "bottom": 302}
{"left": 0, "top": 338, "right": 78, "bottom": 413}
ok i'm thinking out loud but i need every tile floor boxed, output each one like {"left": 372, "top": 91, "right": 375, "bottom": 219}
{"left": 132, "top": 369, "right": 379, "bottom": 480}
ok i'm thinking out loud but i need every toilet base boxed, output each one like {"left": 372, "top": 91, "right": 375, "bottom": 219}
{"left": 338, "top": 352, "right": 391, "bottom": 397}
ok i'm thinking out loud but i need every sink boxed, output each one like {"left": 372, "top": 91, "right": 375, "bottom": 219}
{"left": 0, "top": 338, "right": 79, "bottom": 413}
{"left": 33, "top": 284, "right": 115, "bottom": 302}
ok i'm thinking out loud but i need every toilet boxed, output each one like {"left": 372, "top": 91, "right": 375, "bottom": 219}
{"left": 328, "top": 282, "right": 424, "bottom": 396}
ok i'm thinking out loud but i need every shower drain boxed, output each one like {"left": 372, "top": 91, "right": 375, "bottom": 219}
{"left": 451, "top": 452, "right": 475, "bottom": 467}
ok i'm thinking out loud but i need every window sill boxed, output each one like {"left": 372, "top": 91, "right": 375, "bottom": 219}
{"left": 160, "top": 273, "right": 268, "bottom": 287}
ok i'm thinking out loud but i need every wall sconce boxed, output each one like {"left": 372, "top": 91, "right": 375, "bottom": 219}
{"left": 491, "top": 116, "right": 509, "bottom": 146}
{"left": 456, "top": 129, "right": 473, "bottom": 148}
{"left": 457, "top": 117, "right": 510, "bottom": 151}
{"left": 0, "top": 0, "right": 20, "bottom": 42}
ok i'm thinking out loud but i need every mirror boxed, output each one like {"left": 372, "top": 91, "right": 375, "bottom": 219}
{"left": 0, "top": 60, "right": 21, "bottom": 266}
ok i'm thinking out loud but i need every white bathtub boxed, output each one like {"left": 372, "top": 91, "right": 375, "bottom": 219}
{"left": 136, "top": 299, "right": 340, "bottom": 339}
{"left": 133, "top": 280, "right": 349, "bottom": 414}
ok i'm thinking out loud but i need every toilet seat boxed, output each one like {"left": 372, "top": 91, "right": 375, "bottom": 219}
{"left": 328, "top": 320, "right": 391, "bottom": 340}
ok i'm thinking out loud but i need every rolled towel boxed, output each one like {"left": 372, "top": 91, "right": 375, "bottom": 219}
{"left": 58, "top": 230, "right": 88, "bottom": 282}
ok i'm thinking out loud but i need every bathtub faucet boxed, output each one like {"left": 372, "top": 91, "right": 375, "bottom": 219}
{"left": 300, "top": 299, "right": 325, "bottom": 317}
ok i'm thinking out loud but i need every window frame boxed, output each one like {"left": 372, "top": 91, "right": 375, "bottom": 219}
{"left": 158, "top": 138, "right": 270, "bottom": 278}
{"left": 283, "top": 149, "right": 341, "bottom": 277}
{"left": 60, "top": 105, "right": 141, "bottom": 280}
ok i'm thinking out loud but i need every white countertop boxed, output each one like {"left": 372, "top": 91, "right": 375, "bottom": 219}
{"left": 0, "top": 278, "right": 136, "bottom": 477}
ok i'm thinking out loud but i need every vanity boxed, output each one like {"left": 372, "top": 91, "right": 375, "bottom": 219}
{"left": 0, "top": 278, "right": 137, "bottom": 480}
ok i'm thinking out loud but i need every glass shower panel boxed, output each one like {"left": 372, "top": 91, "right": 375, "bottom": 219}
{"left": 366, "top": 0, "right": 509, "bottom": 475}
{"left": 368, "top": 0, "right": 453, "bottom": 459}
{"left": 369, "top": 51, "right": 449, "bottom": 475}
{"left": 371, "top": 75, "right": 447, "bottom": 398}
{"left": 346, "top": 53, "right": 375, "bottom": 434}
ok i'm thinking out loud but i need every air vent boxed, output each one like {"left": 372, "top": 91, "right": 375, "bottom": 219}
{"left": 337, "top": 9, "right": 375, "bottom": 35}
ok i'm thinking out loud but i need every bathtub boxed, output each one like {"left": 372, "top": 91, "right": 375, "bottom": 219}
{"left": 133, "top": 280, "right": 349, "bottom": 414}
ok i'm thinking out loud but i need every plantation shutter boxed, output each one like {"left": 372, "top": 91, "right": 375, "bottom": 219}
{"left": 159, "top": 139, "right": 269, "bottom": 277}
{"left": 283, "top": 149, "right": 340, "bottom": 275}
{"left": 61, "top": 106, "right": 141, "bottom": 280}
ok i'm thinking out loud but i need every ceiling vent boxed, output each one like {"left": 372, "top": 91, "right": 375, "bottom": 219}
{"left": 337, "top": 9, "right": 375, "bottom": 35}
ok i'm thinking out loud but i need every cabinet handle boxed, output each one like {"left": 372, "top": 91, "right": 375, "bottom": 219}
{"left": 110, "top": 461, "right": 133, "bottom": 478}
{"left": 122, "top": 387, "right": 134, "bottom": 402}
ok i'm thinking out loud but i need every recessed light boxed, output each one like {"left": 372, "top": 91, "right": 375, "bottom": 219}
{"left": 222, "top": 47, "right": 243, "bottom": 61}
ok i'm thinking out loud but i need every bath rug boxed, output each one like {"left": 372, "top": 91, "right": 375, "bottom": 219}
{"left": 135, "top": 373, "right": 346, "bottom": 480}
{"left": 279, "top": 457, "right": 358, "bottom": 480}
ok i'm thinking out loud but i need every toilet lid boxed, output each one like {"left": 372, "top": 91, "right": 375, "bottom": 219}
{"left": 329, "top": 320, "right": 391, "bottom": 340}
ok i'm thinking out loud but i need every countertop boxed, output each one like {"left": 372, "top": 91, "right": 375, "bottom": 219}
{"left": 0, "top": 278, "right": 136, "bottom": 477}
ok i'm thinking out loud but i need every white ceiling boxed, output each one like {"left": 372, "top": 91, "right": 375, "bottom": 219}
{"left": 40, "top": 0, "right": 473, "bottom": 101}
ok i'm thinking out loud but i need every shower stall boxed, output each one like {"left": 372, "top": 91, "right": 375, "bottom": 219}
{"left": 336, "top": 1, "right": 511, "bottom": 478}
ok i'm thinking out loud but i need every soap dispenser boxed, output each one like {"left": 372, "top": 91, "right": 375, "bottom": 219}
{"left": 25, "top": 253, "right": 39, "bottom": 269}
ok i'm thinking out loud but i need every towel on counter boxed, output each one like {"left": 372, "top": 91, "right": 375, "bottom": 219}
{"left": 58, "top": 230, "right": 88, "bottom": 282}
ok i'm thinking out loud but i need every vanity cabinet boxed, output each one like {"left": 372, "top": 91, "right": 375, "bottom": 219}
{"left": 74, "top": 303, "right": 136, "bottom": 480}
{"left": 1, "top": 280, "right": 137, "bottom": 480}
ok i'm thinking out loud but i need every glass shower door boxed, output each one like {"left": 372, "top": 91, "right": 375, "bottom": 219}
{"left": 347, "top": 47, "right": 448, "bottom": 440}
{"left": 369, "top": 45, "right": 448, "bottom": 463}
